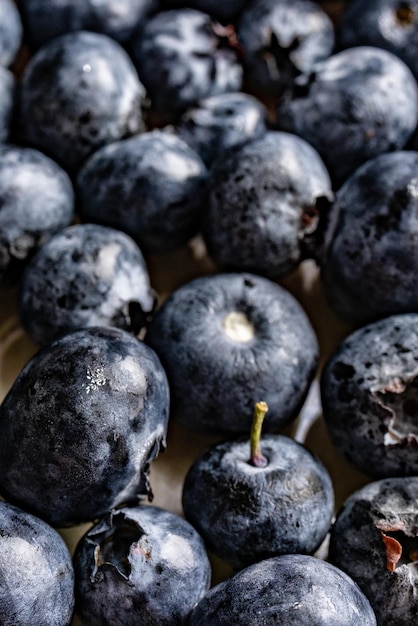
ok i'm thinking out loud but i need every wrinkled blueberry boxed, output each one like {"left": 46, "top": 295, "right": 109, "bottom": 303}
{"left": 145, "top": 272, "right": 319, "bottom": 434}
{"left": 18, "top": 31, "right": 146, "bottom": 173}
{"left": 77, "top": 130, "right": 208, "bottom": 253}
{"left": 160, "top": 0, "right": 250, "bottom": 23}
{"left": 0, "top": 144, "right": 74, "bottom": 286}
{"left": 320, "top": 151, "right": 418, "bottom": 325}
{"left": 74, "top": 505, "right": 211, "bottom": 625}
{"left": 189, "top": 554, "right": 377, "bottom": 625}
{"left": 182, "top": 429, "right": 334, "bottom": 570}
{"left": 202, "top": 131, "right": 333, "bottom": 279}
{"left": 237, "top": 0, "right": 335, "bottom": 100}
{"left": 19, "top": 0, "right": 158, "bottom": 49}
{"left": 175, "top": 91, "right": 268, "bottom": 168}
{"left": 18, "top": 223, "right": 156, "bottom": 345}
{"left": 130, "top": 8, "right": 243, "bottom": 122}
{"left": 0, "top": 326, "right": 170, "bottom": 526}
{"left": 0, "top": 66, "right": 15, "bottom": 143}
{"left": 321, "top": 313, "right": 418, "bottom": 478}
{"left": 0, "top": 500, "right": 75, "bottom": 626}
{"left": 329, "top": 477, "right": 418, "bottom": 626}
{"left": 276, "top": 46, "right": 418, "bottom": 184}
{"left": 0, "top": 0, "right": 22, "bottom": 67}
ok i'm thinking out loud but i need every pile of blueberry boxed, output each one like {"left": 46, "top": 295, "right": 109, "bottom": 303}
{"left": 1, "top": 0, "right": 418, "bottom": 624}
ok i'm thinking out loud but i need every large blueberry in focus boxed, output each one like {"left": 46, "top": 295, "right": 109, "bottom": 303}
{"left": 237, "top": 0, "right": 335, "bottom": 100}
{"left": 321, "top": 313, "right": 418, "bottom": 478}
{"left": 19, "top": 31, "right": 146, "bottom": 173}
{"left": 202, "top": 131, "right": 333, "bottom": 279}
{"left": 320, "top": 151, "right": 418, "bottom": 325}
{"left": 19, "top": 0, "right": 157, "bottom": 49}
{"left": 130, "top": 8, "right": 243, "bottom": 122}
{"left": 0, "top": 326, "right": 170, "bottom": 526}
{"left": 74, "top": 505, "right": 211, "bottom": 625}
{"left": 0, "top": 144, "right": 75, "bottom": 286}
{"left": 18, "top": 223, "right": 156, "bottom": 345}
{"left": 0, "top": 67, "right": 15, "bottom": 143}
{"left": 0, "top": 0, "right": 22, "bottom": 67}
{"left": 182, "top": 432, "right": 334, "bottom": 570}
{"left": 189, "top": 554, "right": 377, "bottom": 625}
{"left": 77, "top": 130, "right": 208, "bottom": 253}
{"left": 329, "top": 477, "right": 418, "bottom": 626}
{"left": 276, "top": 46, "right": 418, "bottom": 184}
{"left": 145, "top": 272, "right": 319, "bottom": 434}
{"left": 0, "top": 501, "right": 75, "bottom": 626}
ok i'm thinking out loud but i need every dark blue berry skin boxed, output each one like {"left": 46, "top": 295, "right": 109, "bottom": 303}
{"left": 77, "top": 130, "right": 208, "bottom": 253}
{"left": 182, "top": 434, "right": 334, "bottom": 570}
{"left": 202, "top": 131, "right": 333, "bottom": 279}
{"left": 328, "top": 477, "right": 418, "bottom": 626}
{"left": 189, "top": 554, "right": 377, "bottom": 625}
{"left": 237, "top": 0, "right": 335, "bottom": 101}
{"left": 320, "top": 313, "right": 418, "bottom": 478}
{"left": 0, "top": 67, "right": 15, "bottom": 143}
{"left": 175, "top": 91, "right": 268, "bottom": 168}
{"left": 130, "top": 8, "right": 243, "bottom": 123}
{"left": 0, "top": 500, "right": 75, "bottom": 626}
{"left": 320, "top": 151, "right": 418, "bottom": 325}
{"left": 18, "top": 0, "right": 158, "bottom": 49}
{"left": 18, "top": 31, "right": 146, "bottom": 174}
{"left": 0, "top": 144, "right": 74, "bottom": 286}
{"left": 276, "top": 46, "right": 418, "bottom": 185}
{"left": 18, "top": 224, "right": 156, "bottom": 346}
{"left": 145, "top": 272, "right": 319, "bottom": 435}
{"left": 160, "top": 0, "right": 250, "bottom": 23}
{"left": 0, "top": 0, "right": 22, "bottom": 67}
{"left": 73, "top": 505, "right": 211, "bottom": 626}
{"left": 0, "top": 326, "right": 170, "bottom": 527}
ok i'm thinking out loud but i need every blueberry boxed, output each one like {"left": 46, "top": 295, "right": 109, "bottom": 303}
{"left": 0, "top": 326, "right": 170, "bottom": 526}
{"left": 145, "top": 272, "right": 319, "bottom": 434}
{"left": 160, "top": 0, "right": 250, "bottom": 23}
{"left": 189, "top": 554, "right": 377, "bottom": 625}
{"left": 18, "top": 0, "right": 158, "bottom": 49}
{"left": 320, "top": 313, "right": 418, "bottom": 478}
{"left": 175, "top": 91, "right": 268, "bottom": 168}
{"left": 202, "top": 131, "right": 333, "bottom": 279}
{"left": 320, "top": 151, "right": 418, "bottom": 325}
{"left": 182, "top": 402, "right": 334, "bottom": 570}
{"left": 18, "top": 31, "right": 146, "bottom": 173}
{"left": 0, "top": 0, "right": 22, "bottom": 67}
{"left": 0, "top": 144, "right": 74, "bottom": 286}
{"left": 328, "top": 476, "right": 418, "bottom": 626}
{"left": 77, "top": 130, "right": 208, "bottom": 253}
{"left": 73, "top": 505, "right": 211, "bottom": 625}
{"left": 0, "top": 66, "right": 15, "bottom": 143}
{"left": 0, "top": 500, "right": 75, "bottom": 626}
{"left": 18, "top": 223, "right": 156, "bottom": 345}
{"left": 130, "top": 8, "right": 243, "bottom": 123}
{"left": 237, "top": 0, "right": 335, "bottom": 101}
{"left": 276, "top": 46, "right": 418, "bottom": 184}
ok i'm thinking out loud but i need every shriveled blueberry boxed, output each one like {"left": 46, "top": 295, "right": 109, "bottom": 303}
{"left": 18, "top": 223, "right": 156, "bottom": 345}
{"left": 77, "top": 130, "right": 208, "bottom": 253}
{"left": 0, "top": 500, "right": 75, "bottom": 626}
{"left": 0, "top": 0, "right": 22, "bottom": 67}
{"left": 329, "top": 477, "right": 418, "bottom": 626}
{"left": 189, "top": 554, "right": 377, "bottom": 625}
{"left": 0, "top": 66, "right": 15, "bottom": 143}
{"left": 0, "top": 144, "right": 74, "bottom": 286}
{"left": 182, "top": 404, "right": 334, "bottom": 570}
{"left": 175, "top": 91, "right": 268, "bottom": 168}
{"left": 130, "top": 8, "right": 243, "bottom": 123}
{"left": 145, "top": 272, "right": 319, "bottom": 435}
{"left": 19, "top": 0, "right": 157, "bottom": 49}
{"left": 0, "top": 326, "right": 170, "bottom": 526}
{"left": 160, "top": 0, "right": 251, "bottom": 23}
{"left": 74, "top": 505, "right": 211, "bottom": 625}
{"left": 237, "top": 0, "right": 335, "bottom": 101}
{"left": 18, "top": 31, "right": 146, "bottom": 173}
{"left": 320, "top": 151, "right": 418, "bottom": 325}
{"left": 277, "top": 46, "right": 418, "bottom": 184}
{"left": 321, "top": 313, "right": 418, "bottom": 478}
{"left": 202, "top": 131, "right": 333, "bottom": 279}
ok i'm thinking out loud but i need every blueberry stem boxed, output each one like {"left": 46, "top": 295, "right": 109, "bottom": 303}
{"left": 250, "top": 401, "right": 269, "bottom": 467}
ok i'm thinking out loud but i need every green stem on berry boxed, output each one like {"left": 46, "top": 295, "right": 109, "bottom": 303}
{"left": 249, "top": 401, "right": 269, "bottom": 468}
